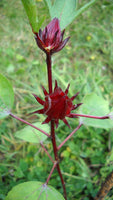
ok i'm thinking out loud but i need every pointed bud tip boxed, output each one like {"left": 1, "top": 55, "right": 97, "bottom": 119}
{"left": 32, "top": 93, "right": 37, "bottom": 98}
{"left": 65, "top": 83, "right": 70, "bottom": 94}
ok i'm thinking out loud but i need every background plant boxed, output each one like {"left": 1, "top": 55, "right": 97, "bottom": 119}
{"left": 0, "top": 0, "right": 113, "bottom": 200}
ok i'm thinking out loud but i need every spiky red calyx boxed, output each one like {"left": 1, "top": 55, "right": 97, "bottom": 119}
{"left": 35, "top": 18, "right": 70, "bottom": 55}
{"left": 33, "top": 81, "right": 82, "bottom": 128}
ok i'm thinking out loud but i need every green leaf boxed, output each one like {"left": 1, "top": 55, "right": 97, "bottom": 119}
{"left": 21, "top": 0, "right": 39, "bottom": 32}
{"left": 0, "top": 74, "right": 14, "bottom": 119}
{"left": 79, "top": 93, "right": 113, "bottom": 129}
{"left": 45, "top": 0, "right": 96, "bottom": 30}
{"left": 5, "top": 181, "right": 65, "bottom": 200}
{"left": 15, "top": 122, "right": 49, "bottom": 143}
{"left": 47, "top": 0, "right": 77, "bottom": 30}
{"left": 44, "top": 0, "right": 52, "bottom": 10}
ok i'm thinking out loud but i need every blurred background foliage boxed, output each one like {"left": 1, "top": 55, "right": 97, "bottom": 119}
{"left": 0, "top": 0, "right": 113, "bottom": 199}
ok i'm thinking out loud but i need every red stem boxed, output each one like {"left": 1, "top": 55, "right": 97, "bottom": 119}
{"left": 50, "top": 120, "right": 58, "bottom": 158}
{"left": 46, "top": 161, "right": 58, "bottom": 185}
{"left": 72, "top": 113, "right": 109, "bottom": 119}
{"left": 56, "top": 164, "right": 67, "bottom": 200}
{"left": 40, "top": 142, "right": 54, "bottom": 163}
{"left": 46, "top": 53, "right": 52, "bottom": 94}
{"left": 51, "top": 120, "right": 67, "bottom": 200}
{"left": 10, "top": 113, "right": 50, "bottom": 138}
{"left": 58, "top": 123, "right": 82, "bottom": 150}
{"left": 46, "top": 53, "right": 67, "bottom": 200}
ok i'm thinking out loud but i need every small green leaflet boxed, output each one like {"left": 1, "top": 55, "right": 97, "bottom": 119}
{"left": 79, "top": 93, "right": 113, "bottom": 129}
{"left": 5, "top": 181, "right": 65, "bottom": 200}
{"left": 0, "top": 74, "right": 14, "bottom": 119}
{"left": 15, "top": 122, "right": 49, "bottom": 143}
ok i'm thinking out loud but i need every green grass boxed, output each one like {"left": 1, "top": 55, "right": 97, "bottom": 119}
{"left": 0, "top": 0, "right": 113, "bottom": 199}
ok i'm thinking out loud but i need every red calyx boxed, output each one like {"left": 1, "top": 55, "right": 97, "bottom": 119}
{"left": 32, "top": 81, "right": 82, "bottom": 128}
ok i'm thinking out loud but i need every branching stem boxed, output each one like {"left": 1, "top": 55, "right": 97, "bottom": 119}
{"left": 40, "top": 142, "right": 54, "bottom": 163}
{"left": 46, "top": 161, "right": 58, "bottom": 185}
{"left": 72, "top": 113, "right": 109, "bottom": 119}
{"left": 10, "top": 112, "right": 50, "bottom": 138}
{"left": 58, "top": 123, "right": 82, "bottom": 150}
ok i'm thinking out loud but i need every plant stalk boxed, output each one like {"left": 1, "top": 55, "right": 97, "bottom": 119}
{"left": 10, "top": 112, "right": 50, "bottom": 137}
{"left": 46, "top": 52, "right": 67, "bottom": 200}
{"left": 51, "top": 120, "right": 67, "bottom": 200}
{"left": 58, "top": 123, "right": 82, "bottom": 150}
{"left": 40, "top": 142, "right": 54, "bottom": 163}
{"left": 72, "top": 113, "right": 109, "bottom": 119}
{"left": 46, "top": 161, "right": 58, "bottom": 185}
{"left": 46, "top": 53, "right": 52, "bottom": 94}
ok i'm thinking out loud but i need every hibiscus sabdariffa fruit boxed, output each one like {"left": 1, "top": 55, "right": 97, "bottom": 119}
{"left": 33, "top": 81, "right": 82, "bottom": 128}
{"left": 35, "top": 18, "right": 70, "bottom": 54}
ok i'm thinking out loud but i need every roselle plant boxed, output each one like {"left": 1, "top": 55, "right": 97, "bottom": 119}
{"left": 0, "top": 0, "right": 113, "bottom": 200}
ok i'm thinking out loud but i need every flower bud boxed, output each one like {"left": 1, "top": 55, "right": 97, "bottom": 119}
{"left": 35, "top": 18, "right": 70, "bottom": 55}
